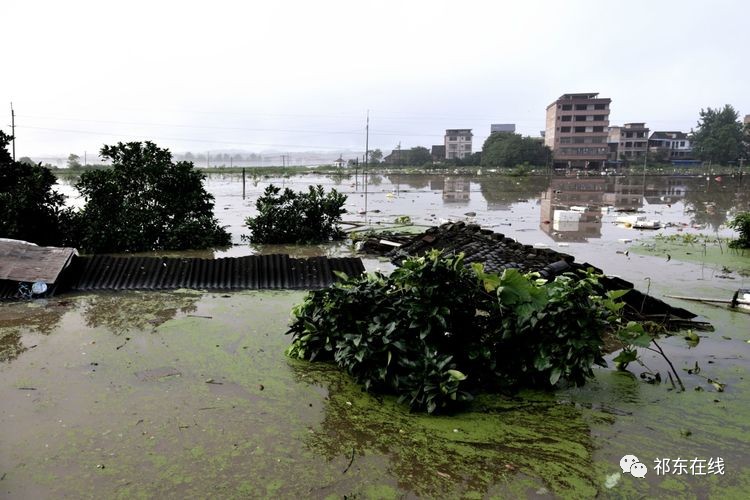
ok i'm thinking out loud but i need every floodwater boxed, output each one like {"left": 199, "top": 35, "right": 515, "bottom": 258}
{"left": 1, "top": 171, "right": 748, "bottom": 497}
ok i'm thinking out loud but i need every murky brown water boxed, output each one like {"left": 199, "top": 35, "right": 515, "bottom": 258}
{"left": 2, "top": 172, "right": 746, "bottom": 497}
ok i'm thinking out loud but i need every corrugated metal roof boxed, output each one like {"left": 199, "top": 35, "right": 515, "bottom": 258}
{"left": 66, "top": 254, "right": 365, "bottom": 292}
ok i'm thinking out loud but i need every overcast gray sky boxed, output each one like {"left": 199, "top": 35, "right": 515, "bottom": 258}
{"left": 3, "top": 0, "right": 748, "bottom": 159}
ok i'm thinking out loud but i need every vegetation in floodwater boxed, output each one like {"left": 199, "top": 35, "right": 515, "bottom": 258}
{"left": 286, "top": 251, "right": 631, "bottom": 413}
{"left": 631, "top": 232, "right": 750, "bottom": 275}
{"left": 245, "top": 184, "right": 347, "bottom": 244}
{"left": 728, "top": 212, "right": 750, "bottom": 249}
{"left": 71, "top": 141, "right": 231, "bottom": 253}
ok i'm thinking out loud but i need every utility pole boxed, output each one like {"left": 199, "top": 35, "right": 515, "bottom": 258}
{"left": 10, "top": 102, "right": 16, "bottom": 161}
{"left": 364, "top": 111, "right": 369, "bottom": 214}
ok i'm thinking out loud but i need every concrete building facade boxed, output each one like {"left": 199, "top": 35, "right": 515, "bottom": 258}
{"left": 490, "top": 123, "right": 516, "bottom": 134}
{"left": 648, "top": 131, "right": 693, "bottom": 161}
{"left": 545, "top": 93, "right": 611, "bottom": 168}
{"left": 444, "top": 129, "right": 472, "bottom": 160}
{"left": 608, "top": 122, "right": 649, "bottom": 161}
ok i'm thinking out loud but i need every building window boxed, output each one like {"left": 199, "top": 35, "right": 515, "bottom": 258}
{"left": 560, "top": 127, "right": 571, "bottom": 132}
{"left": 449, "top": 136, "right": 456, "bottom": 141}
{"left": 594, "top": 115, "right": 606, "bottom": 121}
{"left": 594, "top": 104, "right": 606, "bottom": 110}
{"left": 574, "top": 126, "right": 586, "bottom": 133}
{"left": 561, "top": 116, "right": 572, "bottom": 122}
{"left": 575, "top": 115, "right": 587, "bottom": 121}
{"left": 562, "top": 104, "right": 572, "bottom": 110}
{"left": 575, "top": 104, "right": 586, "bottom": 110}
{"left": 464, "top": 144, "right": 471, "bottom": 150}
{"left": 593, "top": 126, "right": 604, "bottom": 132}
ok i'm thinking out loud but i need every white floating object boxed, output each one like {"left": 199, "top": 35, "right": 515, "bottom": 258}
{"left": 31, "top": 282, "right": 48, "bottom": 295}
{"left": 618, "top": 238, "right": 633, "bottom": 243}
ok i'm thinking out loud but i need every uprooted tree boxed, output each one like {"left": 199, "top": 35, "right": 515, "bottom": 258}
{"left": 73, "top": 141, "right": 231, "bottom": 253}
{"left": 286, "top": 251, "right": 634, "bottom": 413}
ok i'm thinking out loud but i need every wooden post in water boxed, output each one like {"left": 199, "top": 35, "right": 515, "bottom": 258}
{"left": 242, "top": 168, "right": 246, "bottom": 199}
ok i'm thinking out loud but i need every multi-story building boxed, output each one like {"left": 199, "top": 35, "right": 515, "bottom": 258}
{"left": 545, "top": 93, "right": 611, "bottom": 168}
{"left": 608, "top": 122, "right": 649, "bottom": 161}
{"left": 431, "top": 145, "right": 445, "bottom": 162}
{"left": 490, "top": 123, "right": 516, "bottom": 134}
{"left": 648, "top": 131, "right": 693, "bottom": 161}
{"left": 444, "top": 129, "right": 472, "bottom": 160}
{"left": 744, "top": 114, "right": 750, "bottom": 127}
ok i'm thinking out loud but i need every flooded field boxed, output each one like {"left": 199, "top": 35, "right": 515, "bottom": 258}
{"left": 2, "top": 172, "right": 749, "bottom": 497}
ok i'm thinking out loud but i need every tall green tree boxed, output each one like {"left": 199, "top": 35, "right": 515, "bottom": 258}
{"left": 368, "top": 148, "right": 383, "bottom": 164}
{"left": 74, "top": 141, "right": 231, "bottom": 253}
{"left": 67, "top": 153, "right": 81, "bottom": 168}
{"left": 0, "top": 131, "right": 72, "bottom": 246}
{"left": 480, "top": 132, "right": 550, "bottom": 167}
{"left": 406, "top": 146, "right": 432, "bottom": 166}
{"left": 692, "top": 105, "right": 747, "bottom": 164}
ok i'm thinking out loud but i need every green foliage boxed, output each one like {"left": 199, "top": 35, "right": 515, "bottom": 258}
{"left": 287, "top": 251, "right": 613, "bottom": 413}
{"left": 692, "top": 105, "right": 747, "bottom": 165}
{"left": 0, "top": 131, "right": 73, "bottom": 246}
{"left": 245, "top": 184, "right": 347, "bottom": 244}
{"left": 73, "top": 141, "right": 230, "bottom": 253}
{"left": 67, "top": 153, "right": 81, "bottom": 168}
{"left": 480, "top": 132, "right": 550, "bottom": 168}
{"left": 728, "top": 212, "right": 750, "bottom": 249}
{"left": 369, "top": 149, "right": 383, "bottom": 164}
{"left": 405, "top": 146, "right": 432, "bottom": 166}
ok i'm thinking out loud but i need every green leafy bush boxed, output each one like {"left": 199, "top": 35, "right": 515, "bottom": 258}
{"left": 245, "top": 184, "right": 346, "bottom": 243}
{"left": 73, "top": 141, "right": 231, "bottom": 253}
{"left": 728, "top": 212, "right": 750, "bottom": 249}
{"left": 287, "top": 251, "right": 612, "bottom": 413}
{"left": 0, "top": 131, "right": 73, "bottom": 246}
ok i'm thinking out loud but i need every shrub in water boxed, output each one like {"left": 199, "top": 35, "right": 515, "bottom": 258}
{"left": 0, "top": 131, "right": 73, "bottom": 246}
{"left": 245, "top": 184, "right": 346, "bottom": 244}
{"left": 73, "top": 141, "right": 231, "bottom": 253}
{"left": 728, "top": 212, "right": 750, "bottom": 249}
{"left": 287, "top": 251, "right": 612, "bottom": 413}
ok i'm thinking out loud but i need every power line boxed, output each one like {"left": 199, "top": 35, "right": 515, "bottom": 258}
{"left": 14, "top": 125, "right": 365, "bottom": 151}
{"left": 16, "top": 113, "right": 445, "bottom": 138}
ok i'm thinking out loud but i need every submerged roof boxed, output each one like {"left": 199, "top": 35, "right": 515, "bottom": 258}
{"left": 0, "top": 239, "right": 78, "bottom": 283}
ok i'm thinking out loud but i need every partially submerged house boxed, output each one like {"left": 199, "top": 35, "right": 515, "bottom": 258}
{"left": 0, "top": 239, "right": 78, "bottom": 299}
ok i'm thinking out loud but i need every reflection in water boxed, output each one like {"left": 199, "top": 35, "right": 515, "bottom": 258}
{"left": 540, "top": 177, "right": 607, "bottom": 242}
{"left": 58, "top": 172, "right": 750, "bottom": 249}
{"left": 0, "top": 300, "right": 70, "bottom": 363}
{"left": 291, "top": 364, "right": 600, "bottom": 497}
{"left": 478, "top": 176, "right": 550, "bottom": 211}
{"left": 443, "top": 177, "right": 470, "bottom": 203}
{"left": 81, "top": 291, "right": 200, "bottom": 335}
{"left": 537, "top": 174, "right": 750, "bottom": 241}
